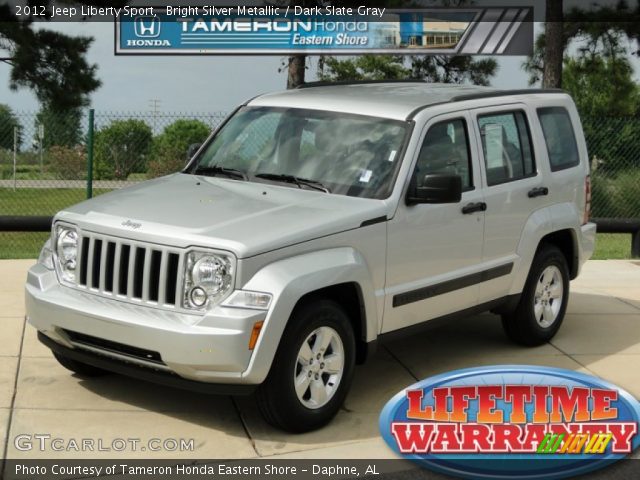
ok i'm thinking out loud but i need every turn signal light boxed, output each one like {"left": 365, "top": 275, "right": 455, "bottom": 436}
{"left": 248, "top": 321, "right": 264, "bottom": 350}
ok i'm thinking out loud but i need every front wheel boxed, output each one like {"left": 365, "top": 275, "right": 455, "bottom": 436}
{"left": 502, "top": 244, "right": 570, "bottom": 346}
{"left": 256, "top": 299, "right": 355, "bottom": 433}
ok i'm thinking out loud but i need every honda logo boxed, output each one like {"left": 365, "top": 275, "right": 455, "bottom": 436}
{"left": 134, "top": 17, "right": 160, "bottom": 38}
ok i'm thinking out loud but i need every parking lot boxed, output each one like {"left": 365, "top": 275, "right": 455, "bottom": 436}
{"left": 1, "top": 259, "right": 639, "bottom": 460}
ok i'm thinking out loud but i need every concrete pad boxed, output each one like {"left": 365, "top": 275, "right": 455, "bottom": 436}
{"left": 0, "top": 317, "right": 24, "bottom": 357}
{"left": 0, "top": 357, "right": 18, "bottom": 409}
{"left": 21, "top": 324, "right": 51, "bottom": 357}
{"left": 0, "top": 292, "right": 25, "bottom": 319}
{"left": 551, "top": 314, "right": 640, "bottom": 355}
{"left": 594, "top": 288, "right": 640, "bottom": 303}
{"left": 385, "top": 313, "right": 559, "bottom": 366}
{"left": 566, "top": 291, "right": 640, "bottom": 315}
{"left": 0, "top": 260, "right": 33, "bottom": 292}
{"left": 390, "top": 349, "right": 588, "bottom": 381}
{"left": 7, "top": 408, "right": 257, "bottom": 459}
{"left": 236, "top": 350, "right": 415, "bottom": 457}
{"left": 572, "top": 261, "right": 640, "bottom": 289}
{"left": 264, "top": 437, "right": 398, "bottom": 459}
{"left": 15, "top": 356, "right": 230, "bottom": 414}
{"left": 623, "top": 298, "right": 640, "bottom": 310}
{"left": 573, "top": 354, "right": 640, "bottom": 399}
{"left": 0, "top": 408, "right": 9, "bottom": 456}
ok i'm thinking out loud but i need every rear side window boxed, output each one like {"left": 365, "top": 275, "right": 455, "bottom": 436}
{"left": 478, "top": 111, "right": 535, "bottom": 186}
{"left": 538, "top": 107, "right": 580, "bottom": 171}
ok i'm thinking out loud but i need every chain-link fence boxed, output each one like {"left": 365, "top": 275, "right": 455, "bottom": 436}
{"left": 1, "top": 110, "right": 639, "bottom": 258}
{"left": 0, "top": 109, "right": 226, "bottom": 258}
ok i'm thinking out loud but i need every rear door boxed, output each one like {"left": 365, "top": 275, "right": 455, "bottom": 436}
{"left": 470, "top": 105, "right": 548, "bottom": 303}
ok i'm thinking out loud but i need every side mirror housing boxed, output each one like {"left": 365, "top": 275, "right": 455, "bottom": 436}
{"left": 186, "top": 143, "right": 202, "bottom": 162}
{"left": 406, "top": 173, "right": 463, "bottom": 206}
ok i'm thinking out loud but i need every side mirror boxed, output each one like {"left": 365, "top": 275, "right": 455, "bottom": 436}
{"left": 406, "top": 173, "right": 462, "bottom": 205}
{"left": 186, "top": 143, "right": 202, "bottom": 162}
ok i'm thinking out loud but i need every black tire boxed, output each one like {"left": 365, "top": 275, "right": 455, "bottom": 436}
{"left": 256, "top": 299, "right": 356, "bottom": 433}
{"left": 502, "top": 244, "right": 570, "bottom": 346}
{"left": 53, "top": 352, "right": 110, "bottom": 377}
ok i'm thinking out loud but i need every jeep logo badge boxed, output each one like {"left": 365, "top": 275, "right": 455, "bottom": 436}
{"left": 121, "top": 220, "right": 142, "bottom": 230}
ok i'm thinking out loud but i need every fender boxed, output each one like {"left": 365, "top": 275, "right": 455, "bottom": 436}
{"left": 510, "top": 202, "right": 581, "bottom": 295}
{"left": 510, "top": 207, "right": 552, "bottom": 295}
{"left": 239, "top": 247, "right": 378, "bottom": 384}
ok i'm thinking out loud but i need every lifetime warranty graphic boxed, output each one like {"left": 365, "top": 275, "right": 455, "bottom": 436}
{"left": 115, "top": 7, "right": 533, "bottom": 55}
{"left": 379, "top": 366, "right": 640, "bottom": 480}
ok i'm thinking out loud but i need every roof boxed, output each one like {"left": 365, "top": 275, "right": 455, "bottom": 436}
{"left": 247, "top": 82, "right": 498, "bottom": 120}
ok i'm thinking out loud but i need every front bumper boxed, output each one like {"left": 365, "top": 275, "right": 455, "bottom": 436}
{"left": 26, "top": 264, "right": 267, "bottom": 386}
{"left": 38, "top": 332, "right": 256, "bottom": 395}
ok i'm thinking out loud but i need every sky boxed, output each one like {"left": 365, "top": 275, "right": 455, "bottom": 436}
{"left": 0, "top": 21, "right": 536, "bottom": 114}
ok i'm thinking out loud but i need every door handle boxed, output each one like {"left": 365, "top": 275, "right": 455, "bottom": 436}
{"left": 528, "top": 187, "right": 549, "bottom": 198}
{"left": 462, "top": 202, "right": 487, "bottom": 215}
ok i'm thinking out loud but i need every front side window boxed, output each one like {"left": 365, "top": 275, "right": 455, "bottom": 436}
{"left": 415, "top": 118, "right": 473, "bottom": 190}
{"left": 478, "top": 111, "right": 535, "bottom": 186}
{"left": 191, "top": 107, "right": 408, "bottom": 199}
{"left": 538, "top": 107, "right": 580, "bottom": 171}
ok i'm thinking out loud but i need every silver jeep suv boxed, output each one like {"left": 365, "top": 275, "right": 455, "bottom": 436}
{"left": 26, "top": 82, "right": 596, "bottom": 432}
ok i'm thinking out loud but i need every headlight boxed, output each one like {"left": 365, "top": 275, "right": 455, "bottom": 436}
{"left": 183, "top": 251, "right": 233, "bottom": 310}
{"left": 54, "top": 225, "right": 78, "bottom": 283}
{"left": 38, "top": 238, "right": 54, "bottom": 270}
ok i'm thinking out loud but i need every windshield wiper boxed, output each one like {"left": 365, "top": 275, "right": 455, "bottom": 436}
{"left": 194, "top": 165, "right": 248, "bottom": 181}
{"left": 255, "top": 173, "right": 331, "bottom": 193}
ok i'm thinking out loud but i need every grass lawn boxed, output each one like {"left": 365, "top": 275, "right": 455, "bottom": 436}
{"left": 592, "top": 233, "right": 632, "bottom": 260}
{"left": 0, "top": 188, "right": 110, "bottom": 216}
{"left": 0, "top": 188, "right": 637, "bottom": 260}
{"left": 1, "top": 188, "right": 109, "bottom": 259}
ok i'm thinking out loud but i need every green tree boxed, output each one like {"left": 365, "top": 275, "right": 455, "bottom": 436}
{"left": 34, "top": 107, "right": 83, "bottom": 148}
{"left": 0, "top": 1, "right": 123, "bottom": 110}
{"left": 410, "top": 56, "right": 498, "bottom": 86}
{"left": 0, "top": 104, "right": 22, "bottom": 151}
{"left": 148, "top": 119, "right": 211, "bottom": 178}
{"left": 563, "top": 52, "right": 639, "bottom": 117}
{"left": 318, "top": 55, "right": 411, "bottom": 81}
{"left": 94, "top": 119, "right": 152, "bottom": 180}
{"left": 318, "top": 54, "right": 498, "bottom": 86}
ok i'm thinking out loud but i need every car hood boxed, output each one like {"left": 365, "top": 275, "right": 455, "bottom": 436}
{"left": 57, "top": 173, "right": 389, "bottom": 258}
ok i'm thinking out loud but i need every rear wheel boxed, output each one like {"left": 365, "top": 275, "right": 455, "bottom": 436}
{"left": 502, "top": 244, "right": 570, "bottom": 346}
{"left": 256, "top": 299, "right": 355, "bottom": 433}
{"left": 53, "top": 352, "right": 110, "bottom": 377}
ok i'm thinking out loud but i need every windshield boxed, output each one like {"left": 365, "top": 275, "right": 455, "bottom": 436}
{"left": 188, "top": 107, "right": 409, "bottom": 199}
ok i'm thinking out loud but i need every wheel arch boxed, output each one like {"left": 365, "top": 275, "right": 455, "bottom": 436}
{"left": 239, "top": 247, "right": 378, "bottom": 384}
{"left": 538, "top": 229, "right": 579, "bottom": 280}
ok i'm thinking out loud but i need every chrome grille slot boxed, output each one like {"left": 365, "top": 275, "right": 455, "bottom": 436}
{"left": 76, "top": 233, "right": 183, "bottom": 310}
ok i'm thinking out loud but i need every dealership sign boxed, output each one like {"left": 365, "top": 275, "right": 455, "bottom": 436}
{"left": 379, "top": 366, "right": 640, "bottom": 479}
{"left": 115, "top": 7, "right": 532, "bottom": 55}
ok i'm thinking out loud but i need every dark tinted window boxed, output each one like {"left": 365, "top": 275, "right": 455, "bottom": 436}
{"left": 415, "top": 119, "right": 473, "bottom": 190}
{"left": 538, "top": 107, "right": 580, "bottom": 171}
{"left": 478, "top": 111, "right": 535, "bottom": 186}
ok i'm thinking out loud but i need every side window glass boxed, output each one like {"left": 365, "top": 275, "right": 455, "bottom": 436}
{"left": 538, "top": 107, "right": 580, "bottom": 171}
{"left": 415, "top": 119, "right": 473, "bottom": 190}
{"left": 478, "top": 111, "right": 535, "bottom": 186}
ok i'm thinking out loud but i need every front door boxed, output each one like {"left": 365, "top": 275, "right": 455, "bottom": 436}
{"left": 383, "top": 111, "right": 485, "bottom": 333}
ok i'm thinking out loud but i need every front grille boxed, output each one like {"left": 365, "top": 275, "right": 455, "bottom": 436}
{"left": 74, "top": 232, "right": 184, "bottom": 309}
